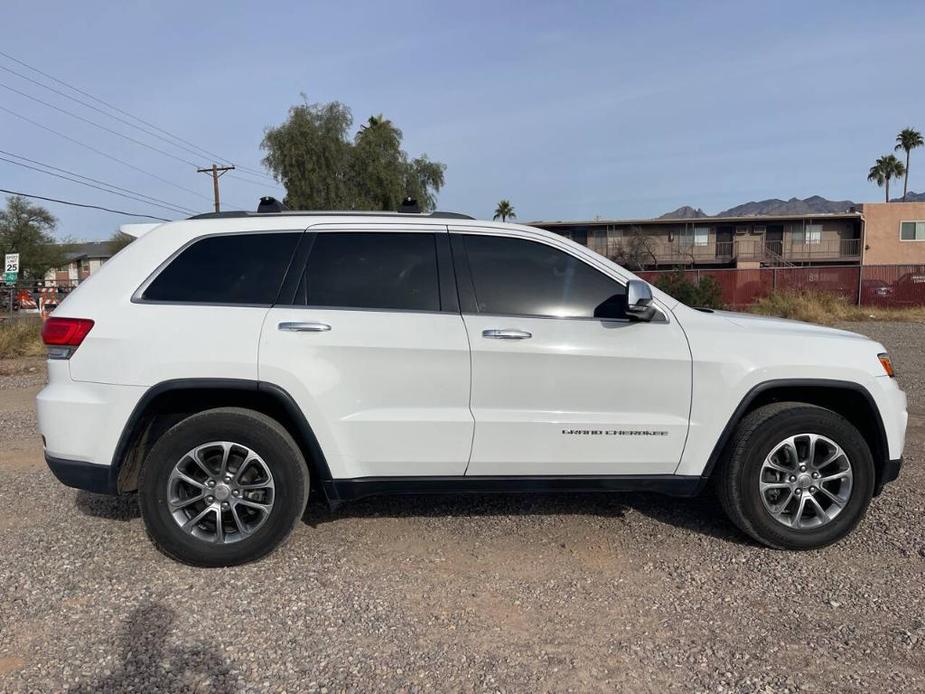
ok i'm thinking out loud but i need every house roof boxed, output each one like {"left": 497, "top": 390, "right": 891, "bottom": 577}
{"left": 63, "top": 241, "right": 113, "bottom": 261}
{"left": 529, "top": 211, "right": 863, "bottom": 227}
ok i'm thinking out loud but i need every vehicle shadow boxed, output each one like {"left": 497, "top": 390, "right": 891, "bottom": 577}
{"left": 66, "top": 602, "right": 235, "bottom": 693}
{"left": 72, "top": 484, "right": 753, "bottom": 547}
{"left": 303, "top": 490, "right": 753, "bottom": 547}
{"left": 75, "top": 490, "right": 140, "bottom": 521}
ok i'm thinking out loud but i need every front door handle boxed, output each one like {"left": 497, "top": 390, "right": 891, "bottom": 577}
{"left": 278, "top": 321, "right": 332, "bottom": 332}
{"left": 482, "top": 329, "right": 532, "bottom": 340}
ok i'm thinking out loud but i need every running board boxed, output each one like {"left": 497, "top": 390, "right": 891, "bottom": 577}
{"left": 323, "top": 474, "right": 704, "bottom": 506}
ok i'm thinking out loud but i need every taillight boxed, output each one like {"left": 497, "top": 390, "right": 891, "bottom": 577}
{"left": 42, "top": 317, "right": 94, "bottom": 359}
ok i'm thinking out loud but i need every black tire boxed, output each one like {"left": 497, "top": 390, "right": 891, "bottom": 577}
{"left": 715, "top": 402, "right": 875, "bottom": 550}
{"left": 138, "top": 407, "right": 309, "bottom": 567}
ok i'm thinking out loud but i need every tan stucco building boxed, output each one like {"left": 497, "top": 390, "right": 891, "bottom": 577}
{"left": 531, "top": 201, "right": 925, "bottom": 270}
{"left": 859, "top": 202, "right": 925, "bottom": 265}
{"left": 43, "top": 241, "right": 113, "bottom": 286}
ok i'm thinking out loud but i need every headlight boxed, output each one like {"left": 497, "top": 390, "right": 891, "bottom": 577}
{"left": 878, "top": 353, "right": 895, "bottom": 378}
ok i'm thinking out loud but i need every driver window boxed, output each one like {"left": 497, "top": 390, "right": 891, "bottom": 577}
{"left": 461, "top": 235, "right": 627, "bottom": 319}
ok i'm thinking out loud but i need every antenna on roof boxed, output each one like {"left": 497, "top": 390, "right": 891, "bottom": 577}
{"left": 257, "top": 196, "right": 287, "bottom": 213}
{"left": 398, "top": 197, "right": 420, "bottom": 214}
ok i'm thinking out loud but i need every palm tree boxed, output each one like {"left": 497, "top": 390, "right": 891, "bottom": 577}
{"left": 868, "top": 154, "right": 906, "bottom": 202}
{"left": 493, "top": 200, "right": 516, "bottom": 222}
{"left": 894, "top": 127, "right": 924, "bottom": 200}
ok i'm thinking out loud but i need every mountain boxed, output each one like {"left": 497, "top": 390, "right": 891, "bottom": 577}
{"left": 658, "top": 205, "right": 708, "bottom": 219}
{"left": 715, "top": 196, "right": 856, "bottom": 217}
{"left": 890, "top": 191, "right": 925, "bottom": 202}
{"left": 657, "top": 196, "right": 856, "bottom": 218}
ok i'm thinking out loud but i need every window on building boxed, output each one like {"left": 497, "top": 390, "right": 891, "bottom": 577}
{"left": 461, "top": 235, "right": 627, "bottom": 320}
{"left": 793, "top": 224, "right": 823, "bottom": 245}
{"left": 297, "top": 232, "right": 440, "bottom": 312}
{"left": 901, "top": 221, "right": 925, "bottom": 241}
{"left": 678, "top": 227, "right": 709, "bottom": 248}
{"left": 142, "top": 232, "right": 300, "bottom": 304}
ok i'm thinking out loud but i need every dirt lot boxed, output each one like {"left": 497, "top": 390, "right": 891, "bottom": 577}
{"left": 1, "top": 322, "right": 923, "bottom": 693}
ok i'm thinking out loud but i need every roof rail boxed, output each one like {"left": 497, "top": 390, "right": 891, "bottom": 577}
{"left": 187, "top": 210, "right": 475, "bottom": 221}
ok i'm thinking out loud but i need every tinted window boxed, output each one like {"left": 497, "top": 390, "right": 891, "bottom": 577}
{"left": 299, "top": 233, "right": 440, "bottom": 311}
{"left": 143, "top": 233, "right": 299, "bottom": 304}
{"left": 463, "top": 235, "right": 626, "bottom": 319}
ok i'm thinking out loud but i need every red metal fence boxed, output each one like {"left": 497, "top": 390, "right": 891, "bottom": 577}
{"left": 637, "top": 265, "right": 925, "bottom": 309}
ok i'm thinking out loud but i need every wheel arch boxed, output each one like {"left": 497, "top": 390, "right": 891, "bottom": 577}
{"left": 702, "top": 379, "right": 890, "bottom": 492}
{"left": 112, "top": 379, "right": 333, "bottom": 496}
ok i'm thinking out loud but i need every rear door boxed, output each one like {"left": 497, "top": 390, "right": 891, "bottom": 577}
{"left": 259, "top": 224, "right": 473, "bottom": 479}
{"left": 452, "top": 228, "right": 692, "bottom": 476}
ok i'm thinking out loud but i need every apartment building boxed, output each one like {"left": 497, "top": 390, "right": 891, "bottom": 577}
{"left": 531, "top": 201, "right": 925, "bottom": 269}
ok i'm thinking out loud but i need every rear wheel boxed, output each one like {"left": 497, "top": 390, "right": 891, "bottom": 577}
{"left": 139, "top": 407, "right": 309, "bottom": 567}
{"left": 716, "top": 402, "right": 874, "bottom": 550}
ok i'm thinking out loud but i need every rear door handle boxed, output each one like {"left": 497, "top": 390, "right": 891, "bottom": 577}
{"left": 278, "top": 321, "right": 332, "bottom": 332}
{"left": 482, "top": 329, "right": 532, "bottom": 340}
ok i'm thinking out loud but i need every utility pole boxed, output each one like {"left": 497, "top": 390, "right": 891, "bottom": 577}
{"left": 197, "top": 164, "right": 235, "bottom": 213}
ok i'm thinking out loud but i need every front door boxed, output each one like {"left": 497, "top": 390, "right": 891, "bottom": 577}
{"left": 259, "top": 226, "right": 473, "bottom": 479}
{"left": 452, "top": 230, "right": 692, "bottom": 477}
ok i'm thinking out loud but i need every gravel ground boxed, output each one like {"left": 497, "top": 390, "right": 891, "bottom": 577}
{"left": 0, "top": 322, "right": 923, "bottom": 692}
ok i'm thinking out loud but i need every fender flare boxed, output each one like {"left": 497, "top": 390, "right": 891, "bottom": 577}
{"left": 699, "top": 378, "right": 889, "bottom": 482}
{"left": 110, "top": 378, "right": 335, "bottom": 494}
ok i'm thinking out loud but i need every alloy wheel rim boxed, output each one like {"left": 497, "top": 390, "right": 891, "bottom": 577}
{"left": 759, "top": 433, "right": 853, "bottom": 530}
{"left": 167, "top": 441, "right": 275, "bottom": 544}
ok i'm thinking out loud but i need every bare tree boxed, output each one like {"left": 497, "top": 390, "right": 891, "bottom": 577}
{"left": 610, "top": 226, "right": 657, "bottom": 270}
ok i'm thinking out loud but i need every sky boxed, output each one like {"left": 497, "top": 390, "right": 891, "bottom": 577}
{"left": 1, "top": 0, "right": 924, "bottom": 241}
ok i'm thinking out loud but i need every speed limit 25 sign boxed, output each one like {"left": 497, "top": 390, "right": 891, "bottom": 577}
{"left": 4, "top": 253, "right": 19, "bottom": 273}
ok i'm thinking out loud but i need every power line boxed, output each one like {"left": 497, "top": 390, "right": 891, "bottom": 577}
{"left": 0, "top": 49, "right": 230, "bottom": 164}
{"left": 0, "top": 149, "right": 196, "bottom": 214}
{"left": 0, "top": 62, "right": 223, "bottom": 165}
{"left": 0, "top": 79, "right": 202, "bottom": 168}
{"left": 0, "top": 187, "right": 170, "bottom": 221}
{"left": 0, "top": 155, "right": 192, "bottom": 215}
{"left": 228, "top": 172, "right": 283, "bottom": 189}
{"left": 0, "top": 104, "right": 215, "bottom": 203}
{"left": 0, "top": 49, "right": 277, "bottom": 182}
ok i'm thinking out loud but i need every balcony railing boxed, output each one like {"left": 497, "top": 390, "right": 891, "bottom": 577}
{"left": 624, "top": 238, "right": 862, "bottom": 265}
{"left": 590, "top": 234, "right": 862, "bottom": 267}
{"left": 739, "top": 238, "right": 861, "bottom": 261}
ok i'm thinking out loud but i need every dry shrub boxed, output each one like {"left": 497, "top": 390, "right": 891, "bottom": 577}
{"left": 0, "top": 316, "right": 45, "bottom": 358}
{"left": 750, "top": 290, "right": 925, "bottom": 325}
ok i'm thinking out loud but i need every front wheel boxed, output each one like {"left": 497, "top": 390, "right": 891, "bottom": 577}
{"left": 716, "top": 402, "right": 875, "bottom": 550}
{"left": 139, "top": 407, "right": 310, "bottom": 567}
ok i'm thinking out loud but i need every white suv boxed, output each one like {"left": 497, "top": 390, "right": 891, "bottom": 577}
{"left": 36, "top": 210, "right": 907, "bottom": 566}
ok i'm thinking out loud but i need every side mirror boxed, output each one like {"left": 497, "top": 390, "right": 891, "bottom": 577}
{"left": 625, "top": 279, "right": 656, "bottom": 322}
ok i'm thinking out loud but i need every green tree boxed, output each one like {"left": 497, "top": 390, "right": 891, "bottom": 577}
{"left": 867, "top": 154, "right": 906, "bottom": 202}
{"left": 0, "top": 196, "right": 64, "bottom": 280}
{"left": 107, "top": 231, "right": 135, "bottom": 256}
{"left": 654, "top": 268, "right": 724, "bottom": 309}
{"left": 894, "top": 127, "right": 923, "bottom": 200}
{"left": 261, "top": 97, "right": 446, "bottom": 212}
{"left": 492, "top": 200, "right": 516, "bottom": 222}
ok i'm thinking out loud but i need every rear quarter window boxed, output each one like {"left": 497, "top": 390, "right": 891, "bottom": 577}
{"left": 141, "top": 232, "right": 300, "bottom": 305}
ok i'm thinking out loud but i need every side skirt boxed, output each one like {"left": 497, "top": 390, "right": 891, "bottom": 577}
{"left": 324, "top": 474, "right": 704, "bottom": 507}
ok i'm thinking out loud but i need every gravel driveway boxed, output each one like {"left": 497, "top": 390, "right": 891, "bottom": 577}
{"left": 0, "top": 323, "right": 923, "bottom": 692}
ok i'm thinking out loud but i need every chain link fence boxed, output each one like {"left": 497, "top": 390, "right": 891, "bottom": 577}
{"left": 1, "top": 280, "right": 80, "bottom": 317}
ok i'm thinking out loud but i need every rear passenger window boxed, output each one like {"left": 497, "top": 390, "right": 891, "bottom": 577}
{"left": 462, "top": 235, "right": 627, "bottom": 319}
{"left": 142, "top": 233, "right": 299, "bottom": 304}
{"left": 297, "top": 232, "right": 440, "bottom": 312}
